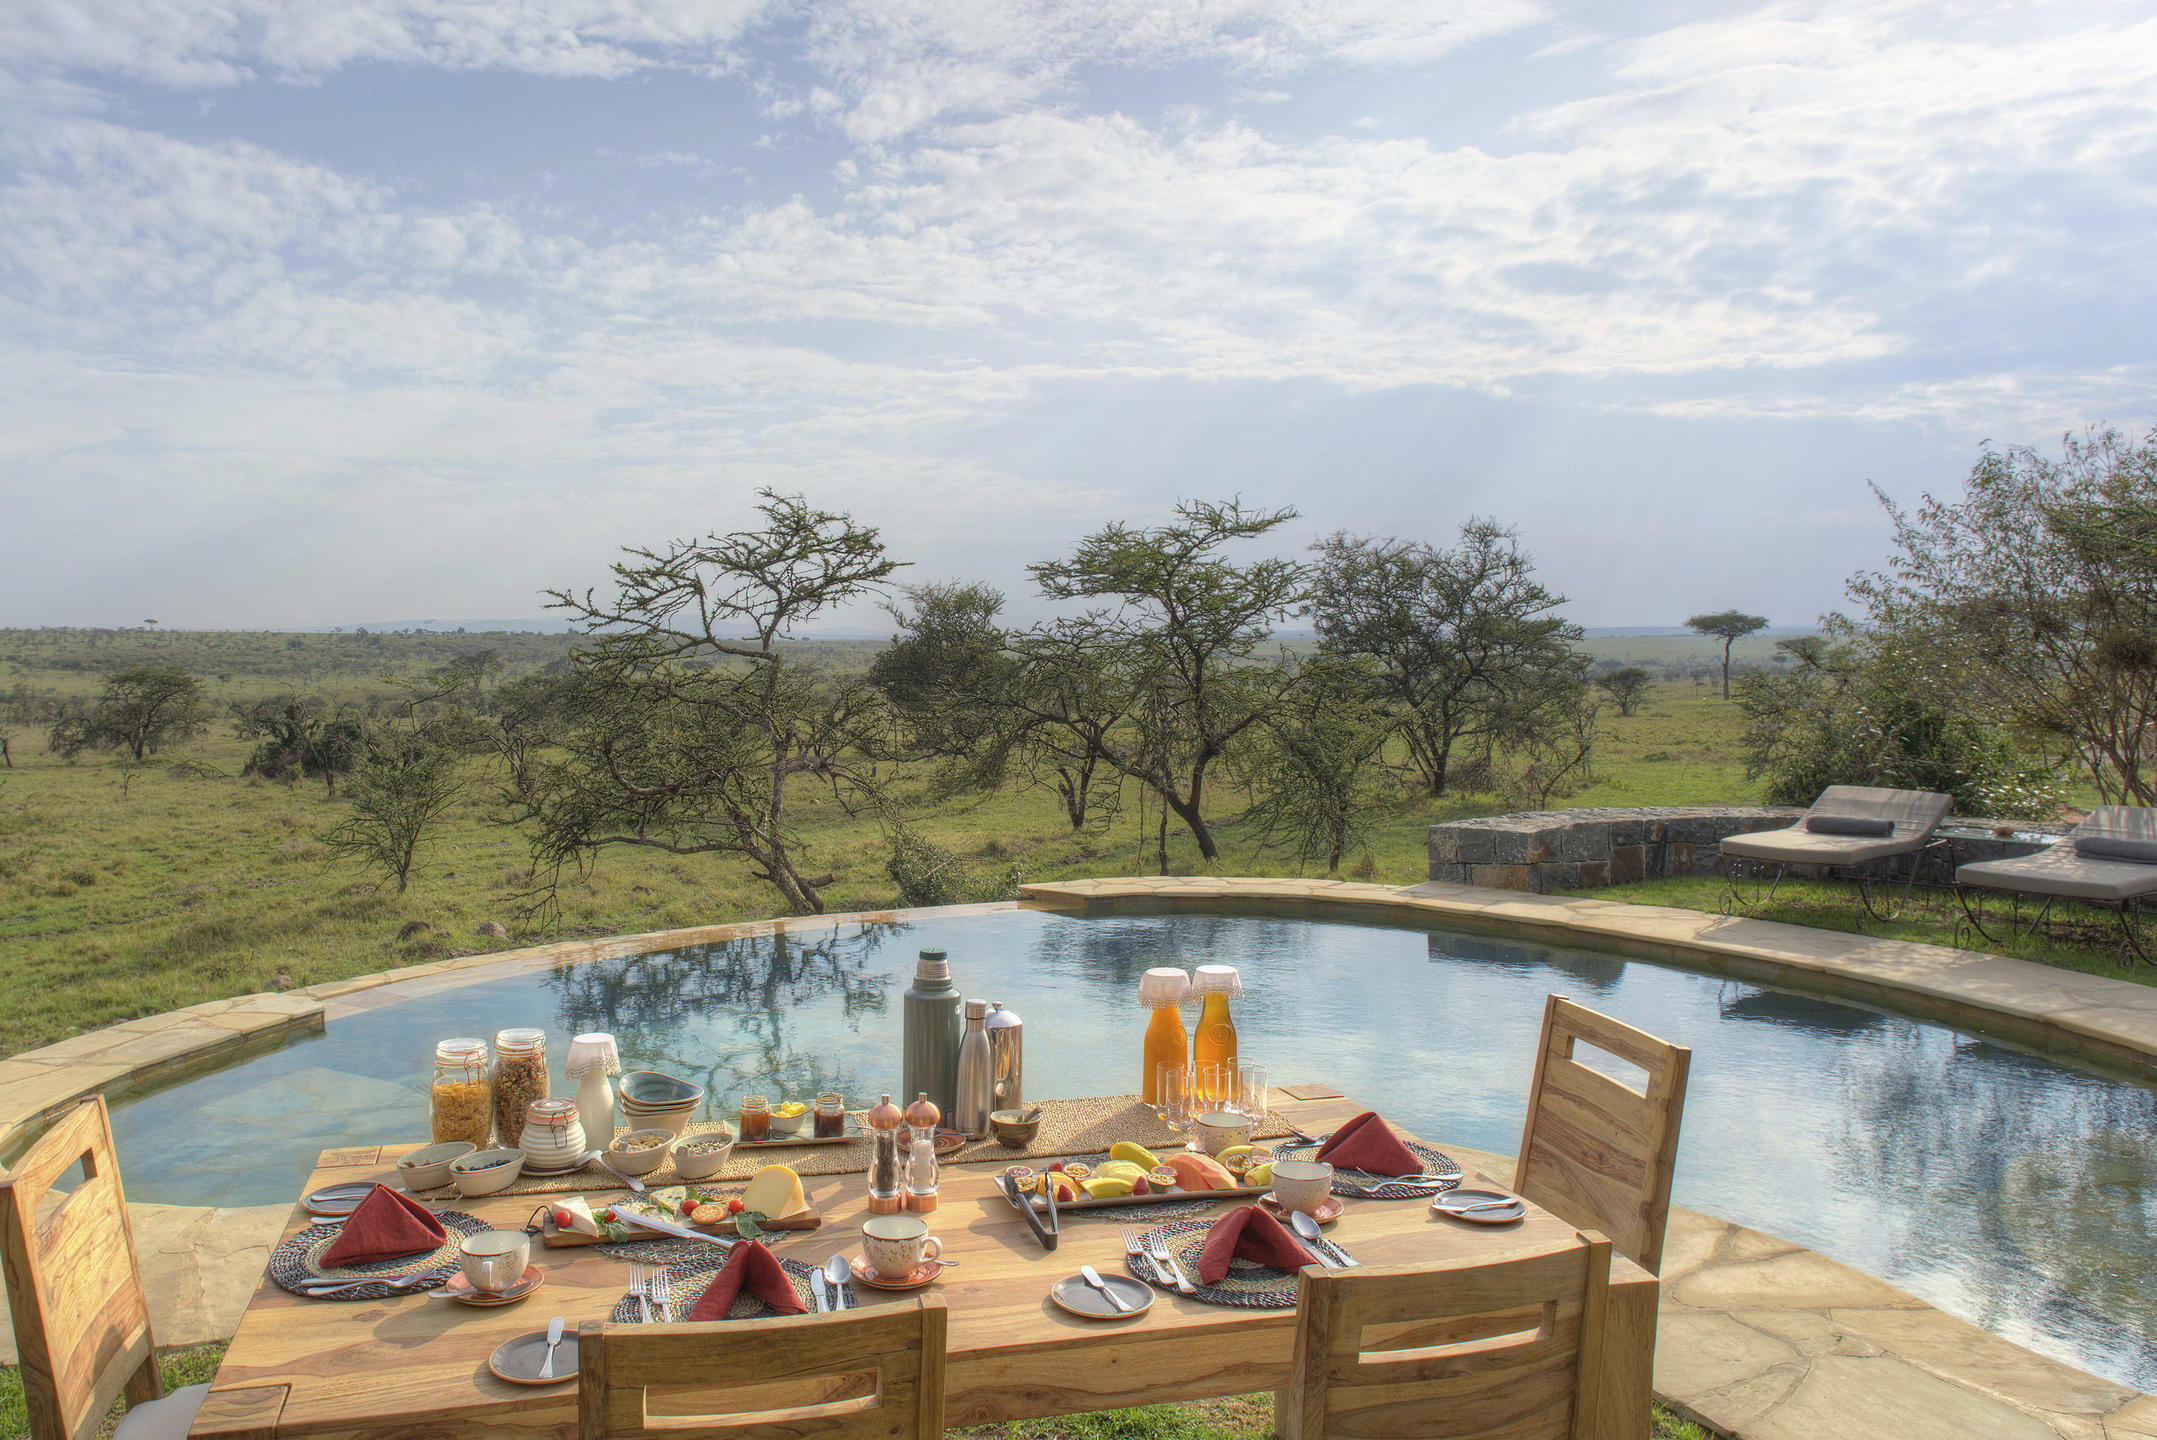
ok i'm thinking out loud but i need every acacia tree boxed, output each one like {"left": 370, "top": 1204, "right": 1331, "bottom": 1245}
{"left": 1233, "top": 651, "right": 1395, "bottom": 873}
{"left": 49, "top": 663, "right": 210, "bottom": 761}
{"left": 1028, "top": 498, "right": 1307, "bottom": 863}
{"left": 1851, "top": 427, "right": 2157, "bottom": 804}
{"left": 322, "top": 726, "right": 465, "bottom": 892}
{"left": 235, "top": 696, "right": 366, "bottom": 797}
{"left": 1595, "top": 667, "right": 1652, "bottom": 717}
{"left": 518, "top": 492, "right": 902, "bottom": 917}
{"left": 1309, "top": 521, "right": 1584, "bottom": 795}
{"left": 1687, "top": 610, "right": 1769, "bottom": 699}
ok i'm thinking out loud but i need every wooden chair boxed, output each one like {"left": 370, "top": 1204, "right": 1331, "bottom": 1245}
{"left": 0, "top": 1097, "right": 206, "bottom": 1440}
{"left": 578, "top": 1294, "right": 947, "bottom": 1440}
{"left": 1282, "top": 1234, "right": 1613, "bottom": 1440}
{"left": 1514, "top": 994, "right": 1691, "bottom": 1274}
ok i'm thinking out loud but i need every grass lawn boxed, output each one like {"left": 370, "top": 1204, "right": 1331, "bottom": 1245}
{"left": 1562, "top": 875, "right": 2154, "bottom": 986}
{"left": 0, "top": 1343, "right": 1719, "bottom": 1440}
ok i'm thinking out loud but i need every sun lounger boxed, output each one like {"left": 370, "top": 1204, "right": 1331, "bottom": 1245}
{"left": 1955, "top": 806, "right": 2157, "bottom": 963}
{"left": 1718, "top": 785, "right": 1953, "bottom": 920}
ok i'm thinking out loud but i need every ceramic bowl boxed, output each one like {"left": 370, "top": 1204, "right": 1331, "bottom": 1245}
{"left": 671, "top": 1135, "right": 737, "bottom": 1182}
{"left": 607, "top": 1130, "right": 676, "bottom": 1176}
{"left": 617, "top": 1071, "right": 705, "bottom": 1109}
{"left": 450, "top": 1148, "right": 527, "bottom": 1197}
{"left": 988, "top": 1109, "right": 1041, "bottom": 1148}
{"left": 619, "top": 1102, "right": 696, "bottom": 1138}
{"left": 396, "top": 1140, "right": 477, "bottom": 1190}
{"left": 767, "top": 1103, "right": 810, "bottom": 1136}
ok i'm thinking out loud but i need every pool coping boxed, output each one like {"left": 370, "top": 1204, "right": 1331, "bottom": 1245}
{"left": 5, "top": 880, "right": 2156, "bottom": 1438}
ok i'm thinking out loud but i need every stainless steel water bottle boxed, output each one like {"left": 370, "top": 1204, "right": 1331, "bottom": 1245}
{"left": 954, "top": 998, "right": 993, "bottom": 1137}
{"left": 902, "top": 949, "right": 963, "bottom": 1116}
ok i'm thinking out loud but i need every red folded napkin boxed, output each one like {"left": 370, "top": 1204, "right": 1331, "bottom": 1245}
{"left": 1196, "top": 1205, "right": 1311, "bottom": 1285}
{"left": 686, "top": 1241, "right": 807, "bottom": 1320}
{"left": 319, "top": 1184, "right": 449, "bottom": 1268}
{"left": 1312, "top": 1112, "right": 1423, "bottom": 1178}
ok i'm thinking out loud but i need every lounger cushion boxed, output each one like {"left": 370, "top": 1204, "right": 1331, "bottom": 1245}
{"left": 2075, "top": 835, "right": 2157, "bottom": 865}
{"left": 1807, "top": 815, "right": 1895, "bottom": 837}
{"left": 1957, "top": 845, "right": 2157, "bottom": 904}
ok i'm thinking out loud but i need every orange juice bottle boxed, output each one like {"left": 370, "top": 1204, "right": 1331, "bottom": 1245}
{"left": 1191, "top": 964, "right": 1241, "bottom": 1103}
{"left": 1138, "top": 968, "right": 1190, "bottom": 1104}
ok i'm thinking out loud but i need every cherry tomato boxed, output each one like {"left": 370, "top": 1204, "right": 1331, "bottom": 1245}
{"left": 727, "top": 1198, "right": 746, "bottom": 1214}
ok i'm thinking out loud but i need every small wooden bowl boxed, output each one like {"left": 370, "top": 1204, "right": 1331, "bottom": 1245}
{"left": 988, "top": 1110, "right": 1040, "bottom": 1147}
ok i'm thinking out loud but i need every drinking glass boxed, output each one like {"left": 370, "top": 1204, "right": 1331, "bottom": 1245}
{"left": 1236, "top": 1063, "right": 1268, "bottom": 1122}
{"left": 1195, "top": 1062, "right": 1229, "bottom": 1110}
{"left": 1158, "top": 1063, "right": 1193, "bottom": 1133}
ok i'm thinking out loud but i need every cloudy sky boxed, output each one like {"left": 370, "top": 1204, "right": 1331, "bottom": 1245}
{"left": 2, "top": 0, "right": 2152, "bottom": 631}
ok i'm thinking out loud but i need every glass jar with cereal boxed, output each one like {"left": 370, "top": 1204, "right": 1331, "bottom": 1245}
{"left": 493, "top": 1028, "right": 548, "bottom": 1147}
{"left": 430, "top": 1037, "right": 493, "bottom": 1148}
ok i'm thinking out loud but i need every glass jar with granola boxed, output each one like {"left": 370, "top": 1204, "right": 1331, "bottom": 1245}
{"left": 430, "top": 1037, "right": 493, "bottom": 1148}
{"left": 493, "top": 1028, "right": 548, "bottom": 1147}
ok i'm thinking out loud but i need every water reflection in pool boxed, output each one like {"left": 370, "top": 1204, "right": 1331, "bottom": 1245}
{"left": 108, "top": 907, "right": 2157, "bottom": 1388}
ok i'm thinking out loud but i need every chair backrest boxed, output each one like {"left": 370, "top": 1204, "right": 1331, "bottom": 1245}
{"left": 1284, "top": 1234, "right": 1611, "bottom": 1440}
{"left": 578, "top": 1294, "right": 946, "bottom": 1440}
{"left": 1810, "top": 785, "right": 1952, "bottom": 839}
{"left": 0, "top": 1098, "right": 161, "bottom": 1440}
{"left": 2077, "top": 806, "right": 2157, "bottom": 844}
{"left": 1513, "top": 995, "right": 1690, "bottom": 1273}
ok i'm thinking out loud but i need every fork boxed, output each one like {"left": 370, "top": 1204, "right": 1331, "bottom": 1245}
{"left": 655, "top": 1268, "right": 674, "bottom": 1323}
{"left": 1337, "top": 1176, "right": 1447, "bottom": 1197}
{"left": 1145, "top": 1232, "right": 1197, "bottom": 1296}
{"left": 1119, "top": 1226, "right": 1159, "bottom": 1286}
{"left": 629, "top": 1263, "right": 654, "bottom": 1324}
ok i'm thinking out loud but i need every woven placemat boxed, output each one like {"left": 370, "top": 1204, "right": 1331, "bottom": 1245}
{"left": 607, "top": 1250, "right": 820, "bottom": 1322}
{"left": 1272, "top": 1135, "right": 1463, "bottom": 1200}
{"left": 413, "top": 1096, "right": 1294, "bottom": 1197}
{"left": 270, "top": 1212, "right": 488, "bottom": 1300}
{"left": 1124, "top": 1215, "right": 1300, "bottom": 1308}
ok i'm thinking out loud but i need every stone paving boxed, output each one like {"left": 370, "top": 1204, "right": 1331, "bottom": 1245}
{"left": 7, "top": 878, "right": 2157, "bottom": 1438}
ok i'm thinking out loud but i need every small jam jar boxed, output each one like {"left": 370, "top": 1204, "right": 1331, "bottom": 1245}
{"left": 739, "top": 1094, "right": 771, "bottom": 1142}
{"left": 814, "top": 1090, "right": 846, "bottom": 1139}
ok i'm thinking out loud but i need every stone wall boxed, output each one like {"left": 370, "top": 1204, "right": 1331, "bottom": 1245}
{"left": 1425, "top": 806, "right": 2075, "bottom": 893}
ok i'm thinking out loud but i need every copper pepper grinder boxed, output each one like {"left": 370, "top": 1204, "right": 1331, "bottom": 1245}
{"left": 866, "top": 1093, "right": 906, "bottom": 1215}
{"left": 903, "top": 1092, "right": 942, "bottom": 1213}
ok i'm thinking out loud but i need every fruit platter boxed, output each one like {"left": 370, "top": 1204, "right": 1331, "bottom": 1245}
{"left": 1001, "top": 1142, "right": 1278, "bottom": 1211}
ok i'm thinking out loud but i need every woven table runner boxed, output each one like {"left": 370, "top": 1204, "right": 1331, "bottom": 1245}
{"left": 412, "top": 1095, "right": 1294, "bottom": 1199}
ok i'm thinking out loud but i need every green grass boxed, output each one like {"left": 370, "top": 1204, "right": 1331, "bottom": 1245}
{"left": 1561, "top": 875, "right": 2153, "bottom": 984}
{"left": 0, "top": 1351, "right": 1718, "bottom": 1440}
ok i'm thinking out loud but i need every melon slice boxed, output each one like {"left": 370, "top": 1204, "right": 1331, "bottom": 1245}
{"left": 740, "top": 1163, "right": 810, "bottom": 1220}
{"left": 1164, "top": 1153, "right": 1235, "bottom": 1191}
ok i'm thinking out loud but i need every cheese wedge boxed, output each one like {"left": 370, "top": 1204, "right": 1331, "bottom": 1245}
{"left": 555, "top": 1196, "right": 603, "bottom": 1237}
{"left": 740, "top": 1163, "right": 810, "bottom": 1220}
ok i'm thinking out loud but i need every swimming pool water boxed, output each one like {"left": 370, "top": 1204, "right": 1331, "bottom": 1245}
{"left": 109, "top": 907, "right": 2157, "bottom": 1388}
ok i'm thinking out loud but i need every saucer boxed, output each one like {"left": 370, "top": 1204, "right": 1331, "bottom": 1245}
{"left": 1259, "top": 1195, "right": 1345, "bottom": 1224}
{"left": 440, "top": 1265, "right": 544, "bottom": 1306}
{"left": 851, "top": 1253, "right": 945, "bottom": 1291}
{"left": 489, "top": 1330, "right": 577, "bottom": 1385}
{"left": 1430, "top": 1188, "right": 1525, "bottom": 1225}
{"left": 1049, "top": 1272, "right": 1153, "bottom": 1320}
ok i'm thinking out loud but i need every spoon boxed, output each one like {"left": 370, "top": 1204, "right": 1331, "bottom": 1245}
{"left": 826, "top": 1253, "right": 850, "bottom": 1309}
{"left": 1290, "top": 1209, "right": 1357, "bottom": 1267}
{"left": 539, "top": 1315, "right": 565, "bottom": 1380}
{"left": 585, "top": 1150, "right": 647, "bottom": 1194}
{"left": 1079, "top": 1264, "right": 1132, "bottom": 1313}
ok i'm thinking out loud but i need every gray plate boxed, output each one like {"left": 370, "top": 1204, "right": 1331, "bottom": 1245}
{"left": 489, "top": 1331, "right": 579, "bottom": 1386}
{"left": 1430, "top": 1188, "right": 1525, "bottom": 1224}
{"left": 1049, "top": 1272, "right": 1154, "bottom": 1319}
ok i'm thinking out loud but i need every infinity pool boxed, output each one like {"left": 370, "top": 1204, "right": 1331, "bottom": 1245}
{"left": 109, "top": 907, "right": 2157, "bottom": 1388}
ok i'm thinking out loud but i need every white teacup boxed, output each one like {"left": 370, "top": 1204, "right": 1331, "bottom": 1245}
{"left": 861, "top": 1213, "right": 942, "bottom": 1280}
{"left": 459, "top": 1230, "right": 530, "bottom": 1293}
{"left": 1195, "top": 1110, "right": 1253, "bottom": 1157}
{"left": 1269, "top": 1159, "right": 1334, "bottom": 1215}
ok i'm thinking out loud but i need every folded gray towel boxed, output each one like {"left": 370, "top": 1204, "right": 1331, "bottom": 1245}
{"left": 2074, "top": 835, "right": 2157, "bottom": 865}
{"left": 1806, "top": 815, "right": 1895, "bottom": 837}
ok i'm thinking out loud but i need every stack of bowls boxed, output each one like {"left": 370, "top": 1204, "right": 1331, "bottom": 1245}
{"left": 618, "top": 1070, "right": 705, "bottom": 1138}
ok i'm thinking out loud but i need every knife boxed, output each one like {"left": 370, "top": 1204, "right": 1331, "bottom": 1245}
{"left": 826, "top": 1253, "right": 850, "bottom": 1310}
{"left": 812, "top": 1270, "right": 830, "bottom": 1313}
{"left": 539, "top": 1315, "right": 565, "bottom": 1379}
{"left": 617, "top": 1209, "right": 735, "bottom": 1248}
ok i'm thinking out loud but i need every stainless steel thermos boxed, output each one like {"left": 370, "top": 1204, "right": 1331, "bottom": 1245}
{"left": 954, "top": 998, "right": 993, "bottom": 1137}
{"left": 984, "top": 1001, "right": 1022, "bottom": 1112}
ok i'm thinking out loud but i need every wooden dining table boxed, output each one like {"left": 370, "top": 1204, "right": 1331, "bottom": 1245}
{"left": 188, "top": 1084, "right": 1656, "bottom": 1440}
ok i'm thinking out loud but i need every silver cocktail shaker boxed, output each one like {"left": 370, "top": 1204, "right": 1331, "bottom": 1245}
{"left": 984, "top": 1001, "right": 1022, "bottom": 1113}
{"left": 954, "top": 998, "right": 993, "bottom": 1137}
